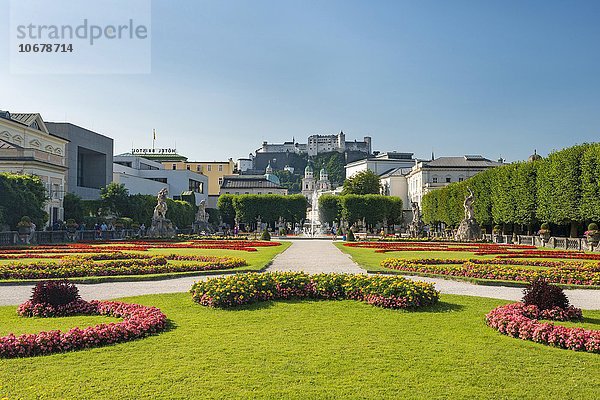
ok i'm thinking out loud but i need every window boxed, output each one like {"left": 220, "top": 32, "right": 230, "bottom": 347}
{"left": 225, "top": 192, "right": 230, "bottom": 194}
{"left": 432, "top": 177, "right": 438, "bottom": 183}
{"left": 446, "top": 177, "right": 451, "bottom": 183}
{"left": 189, "top": 180, "right": 203, "bottom": 193}
{"left": 258, "top": 192, "right": 262, "bottom": 195}
{"left": 207, "top": 165, "right": 212, "bottom": 172}
{"left": 218, "top": 177, "right": 223, "bottom": 185}
{"left": 197, "top": 165, "right": 202, "bottom": 172}
{"left": 218, "top": 164, "right": 223, "bottom": 172}
{"left": 172, "top": 164, "right": 176, "bottom": 170}
{"left": 245, "top": 192, "right": 249, "bottom": 194}
{"left": 186, "top": 165, "right": 190, "bottom": 170}
{"left": 458, "top": 177, "right": 464, "bottom": 182}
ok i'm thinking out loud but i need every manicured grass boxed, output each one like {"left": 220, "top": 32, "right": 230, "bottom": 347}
{"left": 0, "top": 242, "right": 290, "bottom": 284}
{"left": 1, "top": 292, "right": 598, "bottom": 399}
{"left": 336, "top": 243, "right": 600, "bottom": 289}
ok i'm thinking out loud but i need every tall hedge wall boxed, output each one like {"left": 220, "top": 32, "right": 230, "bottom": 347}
{"left": 422, "top": 143, "right": 600, "bottom": 236}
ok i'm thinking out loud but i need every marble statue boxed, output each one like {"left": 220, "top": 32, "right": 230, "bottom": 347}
{"left": 456, "top": 187, "right": 481, "bottom": 241}
{"left": 148, "top": 188, "right": 175, "bottom": 238}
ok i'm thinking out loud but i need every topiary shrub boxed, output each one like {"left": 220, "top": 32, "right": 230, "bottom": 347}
{"left": 522, "top": 278, "right": 569, "bottom": 311}
{"left": 261, "top": 229, "right": 271, "bottom": 241}
{"left": 587, "top": 223, "right": 598, "bottom": 231}
{"left": 30, "top": 280, "right": 81, "bottom": 307}
{"left": 346, "top": 229, "right": 355, "bottom": 242}
{"left": 540, "top": 222, "right": 550, "bottom": 230}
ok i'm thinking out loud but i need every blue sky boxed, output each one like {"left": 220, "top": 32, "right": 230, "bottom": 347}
{"left": 1, "top": 0, "right": 599, "bottom": 162}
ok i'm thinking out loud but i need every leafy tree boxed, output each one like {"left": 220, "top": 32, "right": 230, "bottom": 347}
{"left": 0, "top": 173, "right": 48, "bottom": 229}
{"left": 63, "top": 192, "right": 84, "bottom": 222}
{"left": 537, "top": 144, "right": 588, "bottom": 237}
{"left": 217, "top": 194, "right": 236, "bottom": 226}
{"left": 166, "top": 199, "right": 195, "bottom": 228}
{"left": 580, "top": 143, "right": 600, "bottom": 222}
{"left": 319, "top": 194, "right": 341, "bottom": 226}
{"left": 512, "top": 161, "right": 538, "bottom": 233}
{"left": 273, "top": 170, "right": 302, "bottom": 193}
{"left": 342, "top": 170, "right": 381, "bottom": 195}
{"left": 100, "top": 182, "right": 129, "bottom": 217}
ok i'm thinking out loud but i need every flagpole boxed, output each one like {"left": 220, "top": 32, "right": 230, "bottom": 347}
{"left": 152, "top": 129, "right": 156, "bottom": 151}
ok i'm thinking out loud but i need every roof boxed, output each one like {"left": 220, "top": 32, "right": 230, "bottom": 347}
{"left": 424, "top": 156, "right": 501, "bottom": 168}
{"left": 221, "top": 175, "right": 284, "bottom": 189}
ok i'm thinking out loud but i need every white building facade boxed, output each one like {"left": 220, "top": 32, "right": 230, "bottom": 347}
{"left": 345, "top": 152, "right": 416, "bottom": 178}
{"left": 113, "top": 154, "right": 208, "bottom": 204}
{"left": 406, "top": 155, "right": 502, "bottom": 206}
{"left": 0, "top": 111, "right": 68, "bottom": 226}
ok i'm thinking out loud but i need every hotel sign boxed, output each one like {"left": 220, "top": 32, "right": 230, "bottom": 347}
{"left": 132, "top": 148, "right": 177, "bottom": 155}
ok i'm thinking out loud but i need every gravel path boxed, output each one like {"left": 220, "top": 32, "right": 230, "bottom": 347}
{"left": 265, "top": 239, "right": 366, "bottom": 274}
{"left": 1, "top": 240, "right": 599, "bottom": 309}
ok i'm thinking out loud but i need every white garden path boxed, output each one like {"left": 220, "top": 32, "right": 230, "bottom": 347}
{"left": 1, "top": 239, "right": 599, "bottom": 309}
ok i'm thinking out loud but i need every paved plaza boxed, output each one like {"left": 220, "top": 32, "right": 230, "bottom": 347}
{"left": 1, "top": 240, "right": 599, "bottom": 309}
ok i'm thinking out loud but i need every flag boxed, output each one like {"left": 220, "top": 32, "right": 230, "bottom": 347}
{"left": 153, "top": 129, "right": 156, "bottom": 140}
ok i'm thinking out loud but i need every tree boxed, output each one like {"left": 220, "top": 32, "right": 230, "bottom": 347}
{"left": 0, "top": 173, "right": 48, "bottom": 229}
{"left": 580, "top": 143, "right": 600, "bottom": 222}
{"left": 217, "top": 194, "right": 236, "bottom": 227}
{"left": 100, "top": 182, "right": 129, "bottom": 217}
{"left": 319, "top": 195, "right": 341, "bottom": 226}
{"left": 342, "top": 170, "right": 381, "bottom": 195}
{"left": 63, "top": 192, "right": 84, "bottom": 222}
{"left": 537, "top": 144, "right": 588, "bottom": 237}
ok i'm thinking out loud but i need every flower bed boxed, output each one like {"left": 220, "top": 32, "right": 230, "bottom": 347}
{"left": 380, "top": 258, "right": 600, "bottom": 286}
{"left": 0, "top": 255, "right": 248, "bottom": 280}
{"left": 0, "top": 240, "right": 281, "bottom": 258}
{"left": 190, "top": 272, "right": 439, "bottom": 309}
{"left": 344, "top": 241, "right": 536, "bottom": 253}
{"left": 0, "top": 300, "right": 167, "bottom": 358}
{"left": 485, "top": 303, "right": 599, "bottom": 353}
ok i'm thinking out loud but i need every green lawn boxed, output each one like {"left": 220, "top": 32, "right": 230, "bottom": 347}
{"left": 1, "top": 293, "right": 598, "bottom": 399}
{"left": 0, "top": 242, "right": 290, "bottom": 283}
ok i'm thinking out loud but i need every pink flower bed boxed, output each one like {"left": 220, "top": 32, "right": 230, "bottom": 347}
{"left": 485, "top": 303, "right": 599, "bottom": 353}
{"left": 0, "top": 300, "right": 167, "bottom": 358}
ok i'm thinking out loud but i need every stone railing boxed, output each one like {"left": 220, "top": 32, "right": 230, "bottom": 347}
{"left": 481, "top": 234, "right": 595, "bottom": 251}
{"left": 0, "top": 229, "right": 141, "bottom": 246}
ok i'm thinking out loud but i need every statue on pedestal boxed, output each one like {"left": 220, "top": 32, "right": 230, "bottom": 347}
{"left": 193, "top": 199, "right": 214, "bottom": 234}
{"left": 456, "top": 188, "right": 481, "bottom": 241}
{"left": 147, "top": 188, "right": 176, "bottom": 238}
{"left": 408, "top": 202, "right": 425, "bottom": 238}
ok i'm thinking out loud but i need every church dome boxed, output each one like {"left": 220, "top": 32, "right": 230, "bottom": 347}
{"left": 528, "top": 149, "right": 542, "bottom": 162}
{"left": 264, "top": 173, "right": 280, "bottom": 185}
{"left": 305, "top": 164, "right": 313, "bottom": 172}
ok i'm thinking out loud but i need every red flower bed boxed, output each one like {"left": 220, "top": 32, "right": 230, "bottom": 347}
{"left": 0, "top": 300, "right": 167, "bottom": 358}
{"left": 380, "top": 258, "right": 600, "bottom": 286}
{"left": 0, "top": 240, "right": 281, "bottom": 258}
{"left": 345, "top": 241, "right": 536, "bottom": 254}
{"left": 485, "top": 303, "right": 599, "bottom": 353}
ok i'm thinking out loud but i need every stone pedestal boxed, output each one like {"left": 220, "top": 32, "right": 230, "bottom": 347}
{"left": 193, "top": 220, "right": 214, "bottom": 234}
{"left": 147, "top": 218, "right": 175, "bottom": 238}
{"left": 456, "top": 218, "right": 481, "bottom": 241}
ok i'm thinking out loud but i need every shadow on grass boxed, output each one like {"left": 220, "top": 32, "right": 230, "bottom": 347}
{"left": 209, "top": 298, "right": 465, "bottom": 314}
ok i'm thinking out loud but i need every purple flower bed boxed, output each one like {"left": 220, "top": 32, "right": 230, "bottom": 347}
{"left": 1, "top": 300, "right": 167, "bottom": 358}
{"left": 485, "top": 303, "right": 599, "bottom": 353}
